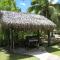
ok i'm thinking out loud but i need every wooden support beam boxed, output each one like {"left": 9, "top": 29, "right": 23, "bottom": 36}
{"left": 9, "top": 28, "right": 14, "bottom": 52}
{"left": 51, "top": 32, "right": 53, "bottom": 37}
{"left": 48, "top": 30, "right": 51, "bottom": 46}
{"left": 9, "top": 28, "right": 12, "bottom": 52}
{"left": 37, "top": 30, "right": 42, "bottom": 45}
{"left": 37, "top": 30, "right": 39, "bottom": 42}
{"left": 12, "top": 30, "right": 15, "bottom": 53}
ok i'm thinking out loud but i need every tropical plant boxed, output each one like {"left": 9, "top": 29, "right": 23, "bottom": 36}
{"left": 28, "top": 0, "right": 58, "bottom": 19}
{"left": 0, "top": 0, "right": 21, "bottom": 12}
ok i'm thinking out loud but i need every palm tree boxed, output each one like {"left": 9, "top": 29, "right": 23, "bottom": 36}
{"left": 11, "top": 0, "right": 21, "bottom": 12}
{"left": 28, "top": 0, "right": 58, "bottom": 19}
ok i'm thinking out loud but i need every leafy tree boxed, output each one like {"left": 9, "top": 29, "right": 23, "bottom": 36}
{"left": 0, "top": 0, "right": 21, "bottom": 12}
{"left": 28, "top": 0, "right": 58, "bottom": 19}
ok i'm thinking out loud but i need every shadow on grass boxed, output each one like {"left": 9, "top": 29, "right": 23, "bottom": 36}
{"left": 9, "top": 53, "right": 34, "bottom": 60}
{"left": 0, "top": 48, "right": 38, "bottom": 60}
{"left": 45, "top": 43, "right": 60, "bottom": 53}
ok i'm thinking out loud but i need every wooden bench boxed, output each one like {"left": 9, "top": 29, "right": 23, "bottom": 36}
{"left": 25, "top": 35, "right": 39, "bottom": 47}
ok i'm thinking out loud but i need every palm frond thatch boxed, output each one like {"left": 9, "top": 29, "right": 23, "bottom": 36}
{"left": 0, "top": 11, "right": 56, "bottom": 31}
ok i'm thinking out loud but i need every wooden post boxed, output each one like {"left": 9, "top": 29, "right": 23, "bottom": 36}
{"left": 12, "top": 30, "right": 15, "bottom": 53}
{"left": 9, "top": 28, "right": 14, "bottom": 52}
{"left": 51, "top": 31, "right": 53, "bottom": 37}
{"left": 37, "top": 30, "right": 42, "bottom": 46}
{"left": 37, "top": 30, "right": 39, "bottom": 40}
{"left": 5, "top": 28, "right": 10, "bottom": 50}
{"left": 37, "top": 30, "right": 40, "bottom": 47}
{"left": 48, "top": 30, "right": 51, "bottom": 46}
{"left": 9, "top": 28, "right": 12, "bottom": 52}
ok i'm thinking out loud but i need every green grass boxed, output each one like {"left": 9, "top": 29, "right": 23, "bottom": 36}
{"left": 0, "top": 48, "right": 38, "bottom": 60}
{"left": 46, "top": 43, "right": 60, "bottom": 56}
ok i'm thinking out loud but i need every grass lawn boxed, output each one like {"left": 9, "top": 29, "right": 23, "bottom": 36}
{"left": 46, "top": 43, "right": 60, "bottom": 56}
{"left": 0, "top": 48, "right": 38, "bottom": 60}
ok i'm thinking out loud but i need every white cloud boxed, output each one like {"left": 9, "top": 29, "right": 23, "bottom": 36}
{"left": 52, "top": 0, "right": 58, "bottom": 4}
{"left": 20, "top": 3, "right": 26, "bottom": 6}
{"left": 48, "top": 0, "right": 58, "bottom": 4}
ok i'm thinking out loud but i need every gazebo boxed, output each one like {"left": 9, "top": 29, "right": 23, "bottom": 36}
{"left": 0, "top": 11, "right": 56, "bottom": 51}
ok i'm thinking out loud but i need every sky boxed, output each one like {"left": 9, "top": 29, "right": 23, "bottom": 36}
{"left": 48, "top": 0, "right": 60, "bottom": 4}
{"left": 16, "top": 0, "right": 32, "bottom": 12}
{"left": 16, "top": 0, "right": 60, "bottom": 12}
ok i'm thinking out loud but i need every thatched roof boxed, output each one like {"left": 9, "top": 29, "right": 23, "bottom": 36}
{"left": 0, "top": 11, "right": 56, "bottom": 31}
